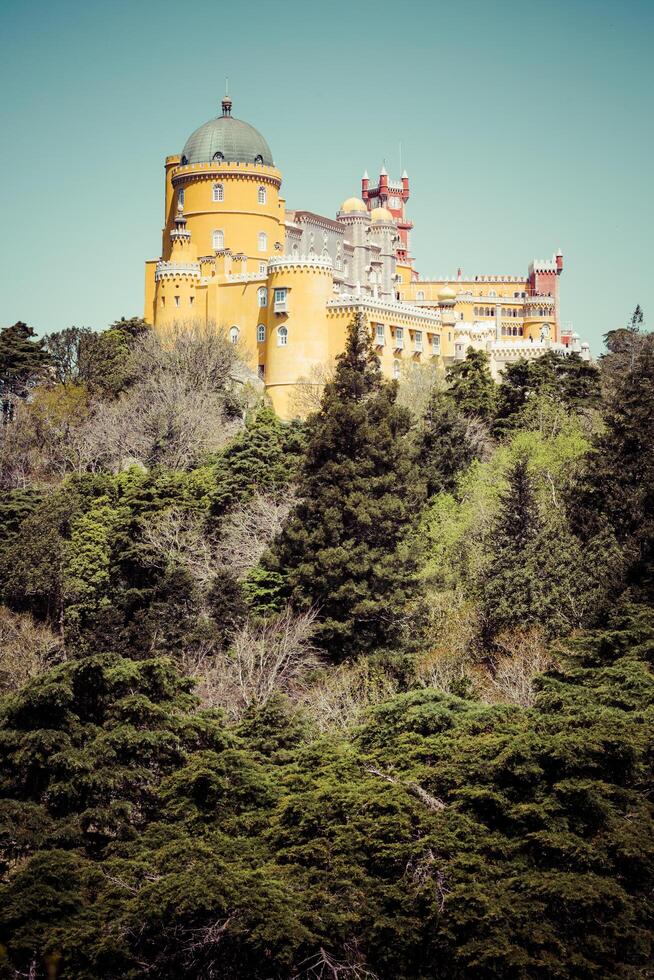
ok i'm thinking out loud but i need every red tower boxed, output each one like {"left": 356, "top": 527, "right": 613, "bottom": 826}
{"left": 361, "top": 166, "right": 413, "bottom": 266}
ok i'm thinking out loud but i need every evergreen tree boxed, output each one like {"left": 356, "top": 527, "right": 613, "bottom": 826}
{"left": 210, "top": 407, "right": 304, "bottom": 518}
{"left": 269, "top": 314, "right": 421, "bottom": 659}
{"left": 0, "top": 322, "right": 50, "bottom": 421}
{"left": 575, "top": 335, "right": 654, "bottom": 591}
{"left": 495, "top": 351, "right": 601, "bottom": 432}
{"left": 414, "top": 388, "right": 477, "bottom": 497}
{"left": 446, "top": 346, "right": 497, "bottom": 420}
{"left": 480, "top": 456, "right": 542, "bottom": 641}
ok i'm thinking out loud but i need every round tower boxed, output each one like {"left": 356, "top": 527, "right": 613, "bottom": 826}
{"left": 368, "top": 207, "right": 397, "bottom": 298}
{"left": 164, "top": 97, "right": 284, "bottom": 272}
{"left": 336, "top": 199, "right": 371, "bottom": 286}
{"left": 264, "top": 256, "right": 334, "bottom": 417}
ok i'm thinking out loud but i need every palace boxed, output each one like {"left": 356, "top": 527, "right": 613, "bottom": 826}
{"left": 144, "top": 97, "right": 590, "bottom": 417}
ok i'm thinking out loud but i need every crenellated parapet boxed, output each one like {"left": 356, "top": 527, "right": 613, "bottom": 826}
{"left": 155, "top": 261, "right": 200, "bottom": 280}
{"left": 267, "top": 256, "right": 333, "bottom": 274}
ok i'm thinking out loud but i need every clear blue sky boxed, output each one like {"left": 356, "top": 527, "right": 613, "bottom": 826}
{"left": 1, "top": 0, "right": 652, "bottom": 352}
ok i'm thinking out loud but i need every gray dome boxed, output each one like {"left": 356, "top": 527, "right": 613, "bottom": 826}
{"left": 181, "top": 113, "right": 274, "bottom": 166}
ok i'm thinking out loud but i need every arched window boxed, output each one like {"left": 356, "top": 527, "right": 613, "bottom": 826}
{"left": 229, "top": 326, "right": 239, "bottom": 344}
{"left": 258, "top": 232, "right": 268, "bottom": 252}
{"left": 212, "top": 229, "right": 224, "bottom": 250}
{"left": 474, "top": 306, "right": 478, "bottom": 316}
{"left": 417, "top": 290, "right": 425, "bottom": 301}
{"left": 335, "top": 256, "right": 342, "bottom": 271}
{"left": 257, "top": 324, "right": 265, "bottom": 343}
{"left": 258, "top": 286, "right": 268, "bottom": 307}
{"left": 343, "top": 260, "right": 349, "bottom": 277}
{"left": 254, "top": 154, "right": 264, "bottom": 165}
{"left": 212, "top": 151, "right": 224, "bottom": 162}
{"left": 501, "top": 325, "right": 506, "bottom": 336}
{"left": 181, "top": 155, "right": 188, "bottom": 165}
{"left": 393, "top": 359, "right": 401, "bottom": 380}
{"left": 277, "top": 325, "right": 288, "bottom": 347}
{"left": 178, "top": 188, "right": 184, "bottom": 206}
{"left": 212, "top": 183, "right": 224, "bottom": 202}
{"left": 258, "top": 186, "right": 267, "bottom": 205}
{"left": 489, "top": 290, "right": 496, "bottom": 297}
{"left": 292, "top": 243, "right": 300, "bottom": 257}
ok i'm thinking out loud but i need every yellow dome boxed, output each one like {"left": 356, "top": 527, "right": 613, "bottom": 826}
{"left": 340, "top": 197, "right": 367, "bottom": 213}
{"left": 370, "top": 206, "right": 394, "bottom": 223}
{"left": 438, "top": 284, "right": 457, "bottom": 302}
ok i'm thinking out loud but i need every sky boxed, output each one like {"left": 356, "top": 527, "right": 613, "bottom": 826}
{"left": 0, "top": 0, "right": 652, "bottom": 353}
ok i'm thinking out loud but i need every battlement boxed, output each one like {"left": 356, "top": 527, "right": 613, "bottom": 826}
{"left": 268, "top": 256, "right": 334, "bottom": 273}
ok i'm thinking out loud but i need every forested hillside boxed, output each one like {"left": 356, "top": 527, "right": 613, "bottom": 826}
{"left": 0, "top": 312, "right": 652, "bottom": 979}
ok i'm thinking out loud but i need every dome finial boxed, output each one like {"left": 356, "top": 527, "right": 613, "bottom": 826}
{"left": 222, "top": 77, "right": 232, "bottom": 116}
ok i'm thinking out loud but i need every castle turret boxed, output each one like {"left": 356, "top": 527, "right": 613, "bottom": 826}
{"left": 264, "top": 256, "right": 334, "bottom": 418}
{"left": 360, "top": 164, "right": 414, "bottom": 269}
{"left": 153, "top": 203, "right": 201, "bottom": 326}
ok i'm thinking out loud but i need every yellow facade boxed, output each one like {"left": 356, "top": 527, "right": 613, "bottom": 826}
{"left": 145, "top": 100, "right": 584, "bottom": 414}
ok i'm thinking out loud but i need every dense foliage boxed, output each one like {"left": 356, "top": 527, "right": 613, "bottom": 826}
{"left": 0, "top": 311, "right": 652, "bottom": 979}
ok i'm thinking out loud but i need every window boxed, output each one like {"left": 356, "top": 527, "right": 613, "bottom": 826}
{"left": 417, "top": 290, "right": 425, "bottom": 301}
{"left": 274, "top": 288, "right": 287, "bottom": 313}
{"left": 389, "top": 196, "right": 401, "bottom": 209}
{"left": 258, "top": 286, "right": 268, "bottom": 307}
{"left": 258, "top": 186, "right": 267, "bottom": 205}
{"left": 259, "top": 262, "right": 267, "bottom": 274}
{"left": 343, "top": 260, "right": 349, "bottom": 277}
{"left": 178, "top": 188, "right": 184, "bottom": 206}
{"left": 432, "top": 334, "right": 441, "bottom": 353}
{"left": 413, "top": 330, "right": 423, "bottom": 352}
{"left": 393, "top": 359, "right": 401, "bottom": 380}
{"left": 189, "top": 296, "right": 194, "bottom": 305}
{"left": 254, "top": 154, "right": 264, "bottom": 165}
{"left": 257, "top": 324, "right": 266, "bottom": 343}
{"left": 258, "top": 232, "right": 268, "bottom": 251}
{"left": 258, "top": 364, "right": 265, "bottom": 379}
{"left": 174, "top": 296, "right": 180, "bottom": 307}
{"left": 212, "top": 229, "right": 224, "bottom": 250}
{"left": 277, "top": 325, "right": 288, "bottom": 346}
{"left": 212, "top": 183, "right": 224, "bottom": 202}
{"left": 181, "top": 155, "right": 188, "bottom": 165}
{"left": 212, "top": 151, "right": 224, "bottom": 162}
{"left": 375, "top": 323, "right": 385, "bottom": 345}
{"left": 394, "top": 326, "right": 404, "bottom": 349}
{"left": 292, "top": 243, "right": 300, "bottom": 257}
{"left": 229, "top": 326, "right": 239, "bottom": 344}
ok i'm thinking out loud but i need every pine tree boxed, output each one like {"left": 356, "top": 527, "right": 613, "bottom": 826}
{"left": 269, "top": 314, "right": 422, "bottom": 659}
{"left": 446, "top": 346, "right": 497, "bottom": 420}
{"left": 414, "top": 389, "right": 477, "bottom": 497}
